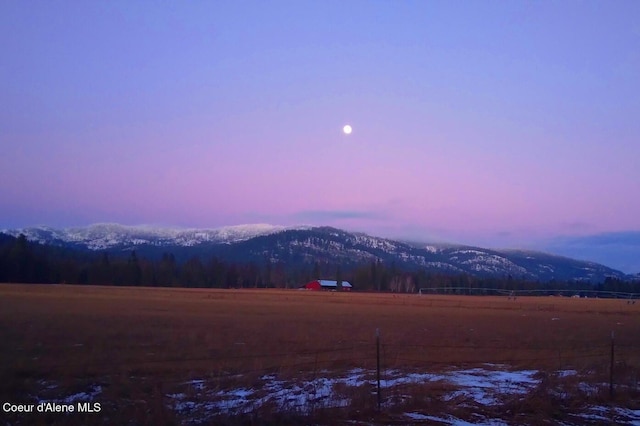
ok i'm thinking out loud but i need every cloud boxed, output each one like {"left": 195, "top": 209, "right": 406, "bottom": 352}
{"left": 559, "top": 221, "right": 595, "bottom": 232}
{"left": 494, "top": 230, "right": 512, "bottom": 238}
{"left": 291, "top": 209, "right": 386, "bottom": 222}
{"left": 544, "top": 231, "right": 640, "bottom": 274}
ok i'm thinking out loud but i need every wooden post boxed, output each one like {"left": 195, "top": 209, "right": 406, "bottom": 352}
{"left": 376, "top": 328, "right": 381, "bottom": 411}
{"left": 558, "top": 349, "right": 562, "bottom": 371}
{"left": 156, "top": 380, "right": 166, "bottom": 421}
{"left": 610, "top": 331, "right": 615, "bottom": 399}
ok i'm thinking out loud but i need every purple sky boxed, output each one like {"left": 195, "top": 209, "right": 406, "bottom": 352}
{"left": 1, "top": 2, "right": 639, "bottom": 272}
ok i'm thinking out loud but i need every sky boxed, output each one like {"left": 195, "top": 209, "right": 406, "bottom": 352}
{"left": 1, "top": 1, "right": 639, "bottom": 273}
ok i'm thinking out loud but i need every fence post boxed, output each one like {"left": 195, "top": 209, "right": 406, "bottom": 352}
{"left": 610, "top": 331, "right": 615, "bottom": 399}
{"left": 558, "top": 349, "right": 562, "bottom": 371}
{"left": 376, "top": 328, "right": 381, "bottom": 411}
{"left": 156, "top": 380, "right": 166, "bottom": 421}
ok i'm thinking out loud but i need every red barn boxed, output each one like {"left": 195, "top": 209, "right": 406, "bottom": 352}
{"left": 300, "top": 280, "right": 352, "bottom": 291}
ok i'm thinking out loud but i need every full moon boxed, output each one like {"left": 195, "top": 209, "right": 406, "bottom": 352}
{"left": 343, "top": 124, "right": 352, "bottom": 135}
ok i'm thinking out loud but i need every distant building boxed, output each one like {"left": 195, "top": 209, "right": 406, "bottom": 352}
{"left": 300, "top": 279, "right": 352, "bottom": 291}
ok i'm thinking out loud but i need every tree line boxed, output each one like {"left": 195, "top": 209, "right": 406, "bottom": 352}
{"left": 1, "top": 233, "right": 639, "bottom": 295}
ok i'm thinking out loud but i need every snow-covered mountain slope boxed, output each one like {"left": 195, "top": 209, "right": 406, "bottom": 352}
{"left": 0, "top": 224, "right": 629, "bottom": 282}
{"left": 233, "top": 227, "right": 627, "bottom": 282}
{"left": 1, "top": 223, "right": 304, "bottom": 250}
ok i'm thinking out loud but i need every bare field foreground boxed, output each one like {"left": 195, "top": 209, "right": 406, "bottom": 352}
{"left": 1, "top": 284, "right": 639, "bottom": 425}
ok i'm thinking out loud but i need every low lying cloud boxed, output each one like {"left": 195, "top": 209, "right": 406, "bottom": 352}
{"left": 291, "top": 209, "right": 386, "bottom": 222}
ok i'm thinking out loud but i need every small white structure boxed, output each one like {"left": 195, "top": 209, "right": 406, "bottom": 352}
{"left": 300, "top": 280, "right": 353, "bottom": 291}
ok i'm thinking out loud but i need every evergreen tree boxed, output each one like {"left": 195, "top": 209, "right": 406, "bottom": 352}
{"left": 127, "top": 251, "right": 142, "bottom": 286}
{"left": 91, "top": 252, "right": 112, "bottom": 285}
{"left": 207, "top": 256, "right": 225, "bottom": 288}
{"left": 182, "top": 257, "right": 206, "bottom": 287}
{"left": 8, "top": 234, "right": 32, "bottom": 282}
{"left": 158, "top": 253, "right": 178, "bottom": 286}
{"left": 263, "top": 257, "right": 272, "bottom": 287}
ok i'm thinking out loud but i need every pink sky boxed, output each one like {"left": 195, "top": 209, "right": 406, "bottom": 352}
{"left": 1, "top": 1, "right": 639, "bottom": 271}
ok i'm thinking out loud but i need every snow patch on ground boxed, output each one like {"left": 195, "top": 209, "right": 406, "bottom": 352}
{"left": 36, "top": 384, "right": 102, "bottom": 405}
{"left": 558, "top": 369, "right": 578, "bottom": 378}
{"left": 574, "top": 405, "right": 640, "bottom": 424}
{"left": 440, "top": 368, "right": 539, "bottom": 405}
{"left": 169, "top": 370, "right": 365, "bottom": 421}
{"left": 404, "top": 412, "right": 509, "bottom": 425}
{"left": 165, "top": 365, "right": 544, "bottom": 423}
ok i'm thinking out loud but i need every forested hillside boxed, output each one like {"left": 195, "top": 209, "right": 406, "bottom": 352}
{"left": 1, "top": 234, "right": 638, "bottom": 295}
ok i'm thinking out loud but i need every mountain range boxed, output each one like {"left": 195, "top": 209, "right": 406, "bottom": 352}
{"left": 1, "top": 223, "right": 632, "bottom": 283}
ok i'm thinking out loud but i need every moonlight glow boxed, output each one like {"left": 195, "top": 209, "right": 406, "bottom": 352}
{"left": 343, "top": 125, "right": 352, "bottom": 135}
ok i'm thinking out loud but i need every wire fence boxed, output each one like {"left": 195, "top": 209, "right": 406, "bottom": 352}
{"left": 16, "top": 329, "right": 639, "bottom": 424}
{"left": 417, "top": 287, "right": 640, "bottom": 299}
{"left": 42, "top": 335, "right": 637, "bottom": 379}
{"left": 52, "top": 331, "right": 637, "bottom": 394}
{"left": 154, "top": 331, "right": 638, "bottom": 418}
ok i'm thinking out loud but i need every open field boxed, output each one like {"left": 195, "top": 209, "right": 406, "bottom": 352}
{"left": 1, "top": 284, "right": 639, "bottom": 424}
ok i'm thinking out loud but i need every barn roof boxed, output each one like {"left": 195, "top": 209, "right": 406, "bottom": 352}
{"left": 318, "top": 280, "right": 352, "bottom": 288}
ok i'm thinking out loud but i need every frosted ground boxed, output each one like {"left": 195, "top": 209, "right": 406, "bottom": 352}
{"left": 162, "top": 364, "right": 640, "bottom": 425}
{"left": 29, "top": 365, "right": 640, "bottom": 424}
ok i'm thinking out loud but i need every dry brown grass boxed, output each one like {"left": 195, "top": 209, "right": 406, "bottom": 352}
{"left": 1, "top": 284, "right": 639, "bottom": 424}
